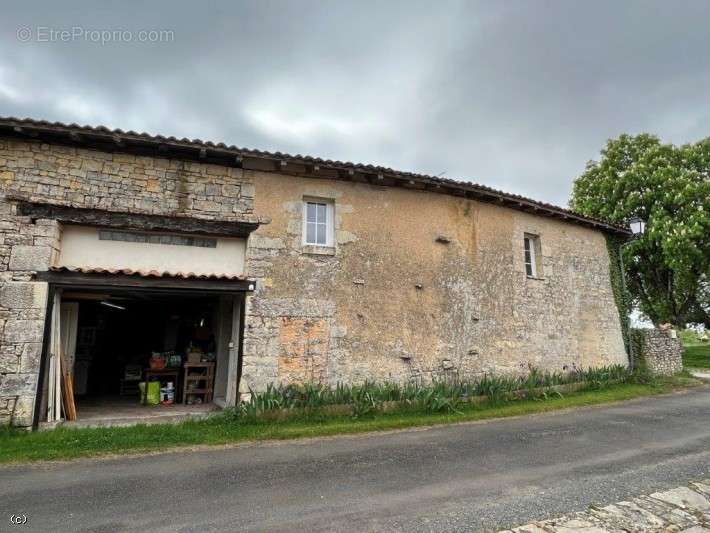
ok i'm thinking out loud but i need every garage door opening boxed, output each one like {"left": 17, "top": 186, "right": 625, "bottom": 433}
{"left": 39, "top": 284, "right": 245, "bottom": 427}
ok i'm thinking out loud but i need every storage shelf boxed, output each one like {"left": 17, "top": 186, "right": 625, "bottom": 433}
{"left": 182, "top": 362, "right": 214, "bottom": 405}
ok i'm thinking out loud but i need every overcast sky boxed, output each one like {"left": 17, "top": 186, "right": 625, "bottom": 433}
{"left": 1, "top": 1, "right": 709, "bottom": 206}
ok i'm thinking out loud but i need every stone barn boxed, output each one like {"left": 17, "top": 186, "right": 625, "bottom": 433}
{"left": 0, "top": 118, "right": 629, "bottom": 427}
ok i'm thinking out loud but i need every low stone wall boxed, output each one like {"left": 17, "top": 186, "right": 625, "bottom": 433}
{"left": 631, "top": 329, "right": 683, "bottom": 376}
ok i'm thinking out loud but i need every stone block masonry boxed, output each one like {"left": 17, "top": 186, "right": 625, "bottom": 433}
{"left": 0, "top": 138, "right": 255, "bottom": 221}
{"left": 0, "top": 281, "right": 47, "bottom": 426}
{"left": 631, "top": 329, "right": 684, "bottom": 376}
{"left": 0, "top": 190, "right": 59, "bottom": 425}
{"left": 0, "top": 137, "right": 256, "bottom": 426}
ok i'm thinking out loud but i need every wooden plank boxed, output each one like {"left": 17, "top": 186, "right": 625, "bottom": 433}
{"left": 15, "top": 201, "right": 260, "bottom": 238}
{"left": 47, "top": 356, "right": 55, "bottom": 422}
{"left": 62, "top": 372, "right": 77, "bottom": 421}
{"left": 61, "top": 371, "right": 69, "bottom": 420}
{"left": 51, "top": 293, "right": 63, "bottom": 422}
{"left": 59, "top": 337, "right": 77, "bottom": 421}
{"left": 65, "top": 373, "right": 77, "bottom": 421}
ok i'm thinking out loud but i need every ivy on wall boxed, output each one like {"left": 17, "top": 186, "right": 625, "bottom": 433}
{"left": 629, "top": 329, "right": 647, "bottom": 371}
{"left": 606, "top": 234, "right": 632, "bottom": 356}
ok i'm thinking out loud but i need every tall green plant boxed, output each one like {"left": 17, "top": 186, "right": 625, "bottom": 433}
{"left": 236, "top": 365, "right": 631, "bottom": 417}
{"left": 571, "top": 134, "right": 710, "bottom": 328}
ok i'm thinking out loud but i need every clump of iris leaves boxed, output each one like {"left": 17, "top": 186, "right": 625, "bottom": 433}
{"left": 228, "top": 364, "right": 644, "bottom": 419}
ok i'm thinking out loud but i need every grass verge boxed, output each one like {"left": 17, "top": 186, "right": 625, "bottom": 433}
{"left": 0, "top": 375, "right": 700, "bottom": 465}
{"left": 683, "top": 344, "right": 710, "bottom": 368}
{"left": 680, "top": 329, "right": 710, "bottom": 368}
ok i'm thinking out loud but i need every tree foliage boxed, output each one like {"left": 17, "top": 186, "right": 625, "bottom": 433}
{"left": 571, "top": 134, "right": 709, "bottom": 327}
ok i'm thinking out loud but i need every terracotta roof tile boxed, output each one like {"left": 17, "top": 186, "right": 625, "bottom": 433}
{"left": 50, "top": 266, "right": 248, "bottom": 281}
{"left": 0, "top": 116, "right": 630, "bottom": 235}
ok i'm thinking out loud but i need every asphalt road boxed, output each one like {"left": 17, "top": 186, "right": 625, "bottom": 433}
{"left": 1, "top": 387, "right": 709, "bottom": 533}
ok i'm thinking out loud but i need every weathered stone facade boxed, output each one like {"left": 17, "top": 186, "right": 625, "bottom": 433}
{"left": 0, "top": 137, "right": 254, "bottom": 425}
{"left": 0, "top": 138, "right": 254, "bottom": 219}
{"left": 631, "top": 329, "right": 684, "bottom": 376}
{"left": 0, "top": 196, "right": 56, "bottom": 425}
{"left": 0, "top": 134, "right": 629, "bottom": 425}
{"left": 240, "top": 172, "right": 628, "bottom": 392}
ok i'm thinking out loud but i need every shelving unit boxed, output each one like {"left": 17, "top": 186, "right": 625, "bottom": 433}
{"left": 182, "top": 362, "right": 215, "bottom": 404}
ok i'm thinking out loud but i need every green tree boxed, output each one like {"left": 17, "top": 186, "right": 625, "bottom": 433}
{"left": 571, "top": 134, "right": 710, "bottom": 328}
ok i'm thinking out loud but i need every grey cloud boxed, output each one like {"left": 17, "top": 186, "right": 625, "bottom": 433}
{"left": 1, "top": 0, "right": 709, "bottom": 205}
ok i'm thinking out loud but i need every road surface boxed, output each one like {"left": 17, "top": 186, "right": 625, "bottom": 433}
{"left": 1, "top": 387, "right": 709, "bottom": 532}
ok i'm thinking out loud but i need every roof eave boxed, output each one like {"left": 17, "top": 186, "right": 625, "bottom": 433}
{"left": 0, "top": 117, "right": 631, "bottom": 236}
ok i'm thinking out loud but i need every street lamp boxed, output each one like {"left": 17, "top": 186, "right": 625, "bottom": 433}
{"left": 629, "top": 217, "right": 646, "bottom": 236}
{"left": 620, "top": 217, "right": 646, "bottom": 370}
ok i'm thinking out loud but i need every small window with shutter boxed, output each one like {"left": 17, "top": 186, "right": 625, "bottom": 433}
{"left": 524, "top": 234, "right": 541, "bottom": 278}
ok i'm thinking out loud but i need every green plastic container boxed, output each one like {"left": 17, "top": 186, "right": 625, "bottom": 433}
{"left": 138, "top": 381, "right": 160, "bottom": 405}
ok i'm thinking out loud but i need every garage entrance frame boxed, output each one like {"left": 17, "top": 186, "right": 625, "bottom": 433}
{"left": 32, "top": 270, "right": 254, "bottom": 429}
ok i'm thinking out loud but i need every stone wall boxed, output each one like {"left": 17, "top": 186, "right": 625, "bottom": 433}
{"left": 0, "top": 136, "right": 630, "bottom": 424}
{"left": 0, "top": 195, "right": 57, "bottom": 425}
{"left": 0, "top": 137, "right": 254, "bottom": 425}
{"left": 631, "top": 329, "right": 683, "bottom": 376}
{"left": 0, "top": 137, "right": 254, "bottom": 219}
{"left": 240, "top": 172, "right": 628, "bottom": 393}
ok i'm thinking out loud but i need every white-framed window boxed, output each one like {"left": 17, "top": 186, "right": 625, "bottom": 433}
{"left": 524, "top": 233, "right": 541, "bottom": 277}
{"left": 303, "top": 199, "right": 334, "bottom": 247}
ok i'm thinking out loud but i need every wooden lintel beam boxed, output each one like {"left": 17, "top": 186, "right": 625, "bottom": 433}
{"left": 15, "top": 201, "right": 260, "bottom": 238}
